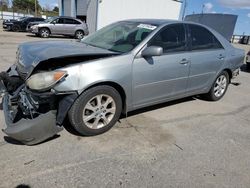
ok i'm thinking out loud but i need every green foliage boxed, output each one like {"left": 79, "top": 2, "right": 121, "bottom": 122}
{"left": 12, "top": 0, "right": 41, "bottom": 12}
{"left": 52, "top": 6, "right": 59, "bottom": 12}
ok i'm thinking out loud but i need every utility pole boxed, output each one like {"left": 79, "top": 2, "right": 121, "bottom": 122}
{"left": 12, "top": 0, "right": 14, "bottom": 19}
{"left": 1, "top": 1, "right": 3, "bottom": 20}
{"left": 182, "top": 0, "right": 187, "bottom": 20}
{"left": 201, "top": 4, "right": 205, "bottom": 14}
{"left": 35, "top": 0, "right": 37, "bottom": 16}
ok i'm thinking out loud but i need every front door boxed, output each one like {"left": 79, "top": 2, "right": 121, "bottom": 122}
{"left": 133, "top": 24, "right": 190, "bottom": 107}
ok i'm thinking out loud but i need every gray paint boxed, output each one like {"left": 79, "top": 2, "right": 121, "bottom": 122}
{"left": 185, "top": 13, "right": 238, "bottom": 41}
{"left": 3, "top": 19, "right": 245, "bottom": 144}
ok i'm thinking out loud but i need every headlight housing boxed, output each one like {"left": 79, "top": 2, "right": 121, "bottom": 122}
{"left": 26, "top": 71, "right": 67, "bottom": 91}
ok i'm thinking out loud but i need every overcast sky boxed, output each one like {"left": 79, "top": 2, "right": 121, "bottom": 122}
{"left": 40, "top": 0, "right": 250, "bottom": 35}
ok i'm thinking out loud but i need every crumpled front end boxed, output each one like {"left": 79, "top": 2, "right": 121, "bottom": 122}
{"left": 0, "top": 66, "right": 76, "bottom": 145}
{"left": 2, "top": 94, "right": 63, "bottom": 145}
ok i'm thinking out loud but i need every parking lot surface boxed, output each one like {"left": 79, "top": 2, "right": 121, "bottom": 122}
{"left": 0, "top": 22, "right": 250, "bottom": 188}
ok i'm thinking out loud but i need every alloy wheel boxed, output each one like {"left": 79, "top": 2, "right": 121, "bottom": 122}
{"left": 82, "top": 94, "right": 116, "bottom": 129}
{"left": 41, "top": 29, "right": 49, "bottom": 38}
{"left": 214, "top": 75, "right": 227, "bottom": 98}
{"left": 76, "top": 31, "right": 84, "bottom": 39}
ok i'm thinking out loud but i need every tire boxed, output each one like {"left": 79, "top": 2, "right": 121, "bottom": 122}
{"left": 39, "top": 28, "right": 50, "bottom": 38}
{"left": 247, "top": 63, "right": 250, "bottom": 69}
{"left": 12, "top": 25, "right": 20, "bottom": 32}
{"left": 75, "top": 30, "right": 84, "bottom": 39}
{"left": 204, "top": 71, "right": 229, "bottom": 101}
{"left": 68, "top": 85, "right": 122, "bottom": 136}
{"left": 7, "top": 25, "right": 12, "bottom": 31}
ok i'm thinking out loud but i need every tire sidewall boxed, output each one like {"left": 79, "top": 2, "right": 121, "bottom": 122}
{"left": 39, "top": 28, "right": 50, "bottom": 38}
{"left": 75, "top": 30, "right": 84, "bottom": 39}
{"left": 12, "top": 25, "right": 19, "bottom": 32}
{"left": 69, "top": 86, "right": 122, "bottom": 136}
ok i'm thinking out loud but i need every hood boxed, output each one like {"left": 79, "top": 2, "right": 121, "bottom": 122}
{"left": 16, "top": 40, "right": 119, "bottom": 79}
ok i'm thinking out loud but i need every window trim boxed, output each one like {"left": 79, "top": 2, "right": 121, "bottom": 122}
{"left": 187, "top": 23, "right": 224, "bottom": 51}
{"left": 147, "top": 23, "right": 189, "bottom": 55}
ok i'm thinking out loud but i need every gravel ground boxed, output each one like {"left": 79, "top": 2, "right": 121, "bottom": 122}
{"left": 0, "top": 21, "right": 250, "bottom": 188}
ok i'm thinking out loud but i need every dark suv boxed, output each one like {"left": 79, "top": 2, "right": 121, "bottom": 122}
{"left": 3, "top": 17, "right": 45, "bottom": 32}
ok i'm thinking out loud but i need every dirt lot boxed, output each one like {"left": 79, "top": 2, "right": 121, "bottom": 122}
{"left": 0, "top": 21, "right": 250, "bottom": 188}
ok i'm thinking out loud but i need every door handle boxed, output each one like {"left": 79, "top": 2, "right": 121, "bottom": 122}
{"left": 179, "top": 59, "right": 189, "bottom": 65}
{"left": 218, "top": 54, "right": 225, "bottom": 60}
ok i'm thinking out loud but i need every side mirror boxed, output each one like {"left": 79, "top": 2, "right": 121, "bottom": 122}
{"left": 141, "top": 46, "right": 163, "bottom": 57}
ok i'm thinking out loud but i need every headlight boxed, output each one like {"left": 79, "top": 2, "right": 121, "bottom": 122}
{"left": 26, "top": 71, "right": 67, "bottom": 91}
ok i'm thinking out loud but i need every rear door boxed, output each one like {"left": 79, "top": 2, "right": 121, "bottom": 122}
{"left": 186, "top": 24, "right": 225, "bottom": 93}
{"left": 63, "top": 18, "right": 78, "bottom": 35}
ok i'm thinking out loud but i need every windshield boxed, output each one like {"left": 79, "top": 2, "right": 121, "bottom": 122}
{"left": 82, "top": 21, "right": 158, "bottom": 53}
{"left": 46, "top": 17, "right": 56, "bottom": 23}
{"left": 17, "top": 17, "right": 26, "bottom": 21}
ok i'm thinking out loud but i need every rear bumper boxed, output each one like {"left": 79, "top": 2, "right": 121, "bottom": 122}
{"left": 246, "top": 55, "right": 250, "bottom": 63}
{"left": 2, "top": 94, "right": 63, "bottom": 145}
{"left": 232, "top": 68, "right": 240, "bottom": 79}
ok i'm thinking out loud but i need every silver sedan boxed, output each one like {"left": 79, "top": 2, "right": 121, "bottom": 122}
{"left": 1, "top": 19, "right": 245, "bottom": 145}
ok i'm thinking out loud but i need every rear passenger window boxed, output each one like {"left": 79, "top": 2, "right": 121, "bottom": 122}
{"left": 64, "top": 19, "right": 76, "bottom": 24}
{"left": 149, "top": 24, "right": 186, "bottom": 53}
{"left": 73, "top": 20, "right": 81, "bottom": 24}
{"left": 189, "top": 24, "right": 223, "bottom": 50}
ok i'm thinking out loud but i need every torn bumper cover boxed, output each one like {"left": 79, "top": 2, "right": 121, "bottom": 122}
{"left": 2, "top": 94, "right": 63, "bottom": 145}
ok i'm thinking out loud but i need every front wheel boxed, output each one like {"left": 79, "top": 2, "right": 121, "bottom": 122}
{"left": 12, "top": 25, "right": 20, "bottom": 32}
{"left": 204, "top": 71, "right": 229, "bottom": 101}
{"left": 68, "top": 86, "right": 122, "bottom": 136}
{"left": 39, "top": 28, "right": 50, "bottom": 38}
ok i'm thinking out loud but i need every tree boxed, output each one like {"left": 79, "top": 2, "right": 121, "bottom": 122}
{"left": 0, "top": 0, "right": 9, "bottom": 7}
{"left": 0, "top": 0, "right": 9, "bottom": 11}
{"left": 53, "top": 6, "right": 58, "bottom": 12}
{"left": 12, "top": 0, "right": 41, "bottom": 13}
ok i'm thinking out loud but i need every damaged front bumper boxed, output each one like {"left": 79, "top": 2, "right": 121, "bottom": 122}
{"left": 2, "top": 94, "right": 63, "bottom": 145}
{"left": 0, "top": 67, "right": 78, "bottom": 145}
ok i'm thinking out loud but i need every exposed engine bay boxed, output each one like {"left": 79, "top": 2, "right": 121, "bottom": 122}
{"left": 0, "top": 48, "right": 118, "bottom": 145}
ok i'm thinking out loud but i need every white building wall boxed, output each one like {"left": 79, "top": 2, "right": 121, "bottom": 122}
{"left": 97, "top": 0, "right": 182, "bottom": 29}
{"left": 63, "top": 0, "right": 72, "bottom": 16}
{"left": 77, "top": 0, "right": 88, "bottom": 15}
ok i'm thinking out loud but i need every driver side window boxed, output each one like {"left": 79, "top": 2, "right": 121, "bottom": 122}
{"left": 149, "top": 24, "right": 187, "bottom": 53}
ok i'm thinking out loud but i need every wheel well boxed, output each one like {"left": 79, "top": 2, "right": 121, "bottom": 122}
{"left": 39, "top": 27, "right": 51, "bottom": 34}
{"left": 75, "top": 30, "right": 85, "bottom": 35}
{"left": 223, "top": 69, "right": 233, "bottom": 82}
{"left": 84, "top": 82, "right": 127, "bottom": 113}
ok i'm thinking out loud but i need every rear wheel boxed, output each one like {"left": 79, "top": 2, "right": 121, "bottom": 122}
{"left": 204, "top": 71, "right": 229, "bottom": 101}
{"left": 75, "top": 30, "right": 84, "bottom": 39}
{"left": 68, "top": 86, "right": 122, "bottom": 136}
{"left": 39, "top": 28, "right": 50, "bottom": 38}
